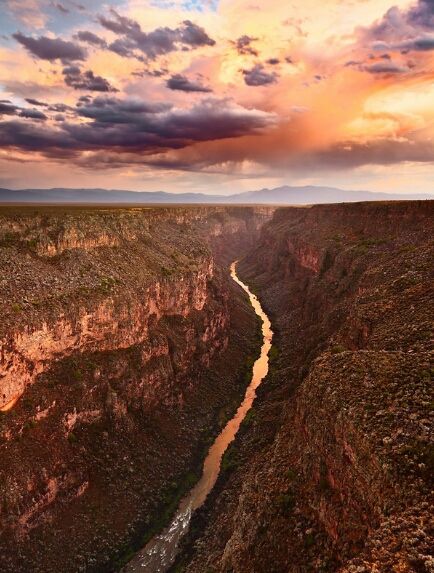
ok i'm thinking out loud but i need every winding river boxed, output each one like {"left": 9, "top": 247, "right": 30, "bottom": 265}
{"left": 122, "top": 260, "right": 273, "bottom": 573}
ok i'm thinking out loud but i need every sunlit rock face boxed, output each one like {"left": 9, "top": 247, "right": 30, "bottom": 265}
{"left": 180, "top": 201, "right": 433, "bottom": 573}
{"left": 0, "top": 205, "right": 273, "bottom": 573}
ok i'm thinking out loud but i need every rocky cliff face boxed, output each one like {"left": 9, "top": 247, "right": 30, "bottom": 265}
{"left": 0, "top": 205, "right": 273, "bottom": 573}
{"left": 178, "top": 201, "right": 433, "bottom": 573}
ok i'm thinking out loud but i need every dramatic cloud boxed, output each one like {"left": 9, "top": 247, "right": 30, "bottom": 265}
{"left": 0, "top": 102, "right": 19, "bottom": 116}
{"left": 54, "top": 3, "right": 69, "bottom": 14}
{"left": 398, "top": 36, "right": 434, "bottom": 52}
{"left": 363, "top": 61, "right": 409, "bottom": 74}
{"left": 0, "top": 96, "right": 276, "bottom": 161}
{"left": 1, "top": 0, "right": 434, "bottom": 193}
{"left": 25, "top": 98, "right": 48, "bottom": 106}
{"left": 62, "top": 66, "right": 118, "bottom": 92}
{"left": 74, "top": 96, "right": 275, "bottom": 144}
{"left": 75, "top": 31, "right": 107, "bottom": 48}
{"left": 180, "top": 20, "right": 216, "bottom": 47}
{"left": 98, "top": 9, "right": 215, "bottom": 60}
{"left": 166, "top": 74, "right": 212, "bottom": 92}
{"left": 12, "top": 33, "right": 86, "bottom": 62}
{"left": 242, "top": 64, "right": 278, "bottom": 86}
{"left": 360, "top": 0, "right": 434, "bottom": 53}
{"left": 48, "top": 103, "right": 75, "bottom": 113}
{"left": 406, "top": 0, "right": 434, "bottom": 30}
{"left": 0, "top": 101, "right": 49, "bottom": 120}
{"left": 234, "top": 35, "right": 258, "bottom": 56}
{"left": 19, "top": 108, "right": 47, "bottom": 120}
{"left": 77, "top": 97, "right": 171, "bottom": 121}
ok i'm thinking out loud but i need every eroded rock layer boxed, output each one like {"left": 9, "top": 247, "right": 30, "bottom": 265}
{"left": 178, "top": 201, "right": 433, "bottom": 573}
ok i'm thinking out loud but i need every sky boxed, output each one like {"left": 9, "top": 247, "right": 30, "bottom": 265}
{"left": 0, "top": 0, "right": 433, "bottom": 195}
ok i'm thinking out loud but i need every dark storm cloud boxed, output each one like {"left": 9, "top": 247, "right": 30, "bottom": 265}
{"left": 242, "top": 64, "right": 278, "bottom": 86}
{"left": 62, "top": 66, "right": 118, "bottom": 92}
{"left": 398, "top": 36, "right": 434, "bottom": 51}
{"left": 55, "top": 3, "right": 69, "bottom": 14}
{"left": 179, "top": 20, "right": 215, "bottom": 47}
{"left": 12, "top": 33, "right": 87, "bottom": 62}
{"left": 407, "top": 0, "right": 434, "bottom": 29}
{"left": 363, "top": 61, "right": 409, "bottom": 74}
{"left": 19, "top": 109, "right": 47, "bottom": 120}
{"left": 0, "top": 96, "right": 276, "bottom": 160}
{"left": 233, "top": 35, "right": 258, "bottom": 56}
{"left": 1, "top": 101, "right": 59, "bottom": 121}
{"left": 108, "top": 38, "right": 137, "bottom": 58}
{"left": 98, "top": 10, "right": 139, "bottom": 35}
{"left": 77, "top": 97, "right": 171, "bottom": 122}
{"left": 69, "top": 97, "right": 276, "bottom": 149}
{"left": 166, "top": 74, "right": 212, "bottom": 93}
{"left": 0, "top": 120, "right": 77, "bottom": 155}
{"left": 25, "top": 98, "right": 48, "bottom": 106}
{"left": 98, "top": 9, "right": 215, "bottom": 60}
{"left": 48, "top": 103, "right": 75, "bottom": 113}
{"left": 133, "top": 68, "right": 168, "bottom": 78}
{"left": 360, "top": 0, "right": 434, "bottom": 53}
{"left": 0, "top": 102, "right": 19, "bottom": 115}
{"left": 76, "top": 95, "right": 92, "bottom": 106}
{"left": 75, "top": 31, "right": 107, "bottom": 48}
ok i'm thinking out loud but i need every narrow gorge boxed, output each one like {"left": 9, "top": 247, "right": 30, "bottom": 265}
{"left": 0, "top": 201, "right": 432, "bottom": 573}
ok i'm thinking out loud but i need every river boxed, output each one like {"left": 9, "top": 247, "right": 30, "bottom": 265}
{"left": 122, "top": 260, "right": 273, "bottom": 573}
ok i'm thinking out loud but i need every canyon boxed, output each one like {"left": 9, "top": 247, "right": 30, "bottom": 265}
{"left": 175, "top": 200, "right": 433, "bottom": 573}
{"left": 0, "top": 205, "right": 272, "bottom": 572}
{"left": 0, "top": 201, "right": 432, "bottom": 573}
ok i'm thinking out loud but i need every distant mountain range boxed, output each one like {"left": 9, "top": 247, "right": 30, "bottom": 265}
{"left": 0, "top": 186, "right": 432, "bottom": 205}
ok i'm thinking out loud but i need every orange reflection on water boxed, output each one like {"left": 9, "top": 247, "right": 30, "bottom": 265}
{"left": 190, "top": 260, "right": 273, "bottom": 509}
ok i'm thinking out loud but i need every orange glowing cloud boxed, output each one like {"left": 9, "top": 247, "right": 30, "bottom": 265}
{"left": 0, "top": 0, "right": 433, "bottom": 193}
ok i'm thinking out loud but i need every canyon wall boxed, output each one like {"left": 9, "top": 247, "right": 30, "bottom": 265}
{"left": 0, "top": 205, "right": 272, "bottom": 573}
{"left": 178, "top": 201, "right": 433, "bottom": 573}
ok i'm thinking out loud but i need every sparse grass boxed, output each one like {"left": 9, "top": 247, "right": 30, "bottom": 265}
{"left": 26, "top": 238, "right": 38, "bottom": 250}
{"left": 330, "top": 344, "right": 346, "bottom": 354}
{"left": 220, "top": 443, "right": 240, "bottom": 474}
{"left": 242, "top": 408, "right": 256, "bottom": 428}
{"left": 286, "top": 468, "right": 297, "bottom": 481}
{"left": 23, "top": 419, "right": 37, "bottom": 432}
{"left": 275, "top": 490, "right": 295, "bottom": 514}
{"left": 161, "top": 266, "right": 174, "bottom": 277}
{"left": 0, "top": 231, "right": 19, "bottom": 247}
{"left": 98, "top": 276, "right": 117, "bottom": 293}
{"left": 269, "top": 345, "right": 279, "bottom": 364}
{"left": 304, "top": 532, "right": 315, "bottom": 549}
